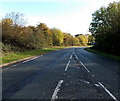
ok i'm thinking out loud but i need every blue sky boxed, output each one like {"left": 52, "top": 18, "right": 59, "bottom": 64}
{"left": 0, "top": 0, "right": 117, "bottom": 35}
{"left": 1, "top": 2, "right": 85, "bottom": 17}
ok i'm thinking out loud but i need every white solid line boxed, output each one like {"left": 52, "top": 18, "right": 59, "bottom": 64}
{"left": 75, "top": 55, "right": 78, "bottom": 59}
{"left": 22, "top": 57, "right": 38, "bottom": 63}
{"left": 22, "top": 55, "right": 42, "bottom": 63}
{"left": 70, "top": 54, "right": 73, "bottom": 59}
{"left": 98, "top": 82, "right": 118, "bottom": 101}
{"left": 73, "top": 51, "right": 90, "bottom": 73}
{"left": 51, "top": 80, "right": 63, "bottom": 101}
{"left": 94, "top": 84, "right": 100, "bottom": 87}
{"left": 65, "top": 61, "right": 70, "bottom": 71}
{"left": 73, "top": 52, "right": 78, "bottom": 59}
{"left": 13, "top": 65, "right": 16, "bottom": 67}
{"left": 22, "top": 59, "right": 31, "bottom": 63}
{"left": 79, "top": 61, "right": 90, "bottom": 72}
{"left": 31, "top": 57, "right": 38, "bottom": 60}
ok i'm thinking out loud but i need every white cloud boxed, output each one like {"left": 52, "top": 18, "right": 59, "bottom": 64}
{"left": 27, "top": 10, "right": 92, "bottom": 35}
{"left": 6, "top": 0, "right": 116, "bottom": 35}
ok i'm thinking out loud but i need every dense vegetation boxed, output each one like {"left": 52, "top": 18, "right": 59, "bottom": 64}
{"left": 1, "top": 12, "right": 94, "bottom": 53}
{"left": 89, "top": 1, "right": 120, "bottom": 56}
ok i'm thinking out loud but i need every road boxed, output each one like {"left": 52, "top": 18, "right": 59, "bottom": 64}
{"left": 2, "top": 47, "right": 120, "bottom": 100}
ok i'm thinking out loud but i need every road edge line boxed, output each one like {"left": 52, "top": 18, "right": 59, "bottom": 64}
{"left": 0, "top": 55, "right": 42, "bottom": 68}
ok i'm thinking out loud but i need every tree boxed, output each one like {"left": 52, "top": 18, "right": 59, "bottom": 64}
{"left": 77, "top": 35, "right": 88, "bottom": 46}
{"left": 2, "top": 18, "right": 14, "bottom": 44}
{"left": 88, "top": 35, "right": 95, "bottom": 44}
{"left": 72, "top": 37, "right": 80, "bottom": 46}
{"left": 63, "top": 33, "right": 79, "bottom": 46}
{"left": 37, "top": 23, "right": 52, "bottom": 47}
{"left": 89, "top": 1, "right": 120, "bottom": 55}
{"left": 2, "top": 12, "right": 27, "bottom": 49}
{"left": 5, "top": 12, "right": 26, "bottom": 26}
{"left": 51, "top": 28, "right": 64, "bottom": 46}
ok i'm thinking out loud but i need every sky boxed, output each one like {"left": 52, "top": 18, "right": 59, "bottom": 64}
{"left": 0, "top": 0, "right": 118, "bottom": 35}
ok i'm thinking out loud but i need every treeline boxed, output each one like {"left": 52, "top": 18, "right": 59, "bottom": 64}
{"left": 1, "top": 12, "right": 94, "bottom": 52}
{"left": 89, "top": 1, "right": 120, "bottom": 55}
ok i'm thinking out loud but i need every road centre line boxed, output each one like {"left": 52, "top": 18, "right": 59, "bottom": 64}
{"left": 79, "top": 61, "right": 90, "bottom": 73}
{"left": 74, "top": 54, "right": 78, "bottom": 59}
{"left": 70, "top": 51, "right": 74, "bottom": 59}
{"left": 73, "top": 51, "right": 117, "bottom": 100}
{"left": 51, "top": 80, "right": 63, "bottom": 101}
{"left": 73, "top": 51, "right": 90, "bottom": 73}
{"left": 73, "top": 52, "right": 79, "bottom": 59}
{"left": 98, "top": 82, "right": 118, "bottom": 101}
{"left": 70, "top": 54, "right": 73, "bottom": 59}
{"left": 65, "top": 61, "right": 71, "bottom": 71}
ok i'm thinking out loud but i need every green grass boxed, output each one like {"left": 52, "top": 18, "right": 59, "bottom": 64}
{"left": 1, "top": 47, "right": 66, "bottom": 64}
{"left": 84, "top": 47, "right": 120, "bottom": 61}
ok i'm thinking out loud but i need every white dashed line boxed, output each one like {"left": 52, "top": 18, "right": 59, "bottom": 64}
{"left": 70, "top": 51, "right": 74, "bottom": 59}
{"left": 51, "top": 80, "right": 63, "bottom": 101}
{"left": 79, "top": 61, "right": 90, "bottom": 73}
{"left": 65, "top": 61, "right": 70, "bottom": 71}
{"left": 70, "top": 54, "right": 73, "bottom": 59}
{"left": 98, "top": 82, "right": 118, "bottom": 101}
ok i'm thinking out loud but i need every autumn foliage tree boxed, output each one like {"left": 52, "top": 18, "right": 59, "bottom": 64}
{"left": 1, "top": 12, "right": 90, "bottom": 53}
{"left": 76, "top": 35, "right": 88, "bottom": 46}
{"left": 51, "top": 28, "right": 64, "bottom": 46}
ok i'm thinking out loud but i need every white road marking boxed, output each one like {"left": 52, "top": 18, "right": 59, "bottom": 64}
{"left": 74, "top": 53, "right": 78, "bottom": 59}
{"left": 70, "top": 54, "right": 73, "bottom": 59}
{"left": 13, "top": 65, "right": 16, "bottom": 67}
{"left": 94, "top": 84, "right": 100, "bottom": 87}
{"left": 51, "top": 80, "right": 63, "bottom": 101}
{"left": 73, "top": 50, "right": 117, "bottom": 100}
{"left": 77, "top": 67, "right": 80, "bottom": 69}
{"left": 79, "top": 79, "right": 90, "bottom": 84}
{"left": 38, "top": 55, "right": 43, "bottom": 57}
{"left": 70, "top": 51, "right": 74, "bottom": 59}
{"left": 22, "top": 59, "right": 31, "bottom": 63}
{"left": 73, "top": 51, "right": 90, "bottom": 72}
{"left": 98, "top": 82, "right": 118, "bottom": 101}
{"left": 65, "top": 61, "right": 70, "bottom": 71}
{"left": 79, "top": 61, "right": 90, "bottom": 73}
{"left": 22, "top": 57, "right": 37, "bottom": 63}
{"left": 22, "top": 55, "right": 42, "bottom": 63}
{"left": 73, "top": 51, "right": 78, "bottom": 59}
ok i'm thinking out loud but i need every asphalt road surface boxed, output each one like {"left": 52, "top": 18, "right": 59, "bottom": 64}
{"left": 2, "top": 47, "right": 120, "bottom": 101}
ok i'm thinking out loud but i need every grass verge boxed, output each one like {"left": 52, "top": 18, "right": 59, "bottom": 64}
{"left": 1, "top": 47, "right": 66, "bottom": 64}
{"left": 84, "top": 47, "right": 120, "bottom": 61}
